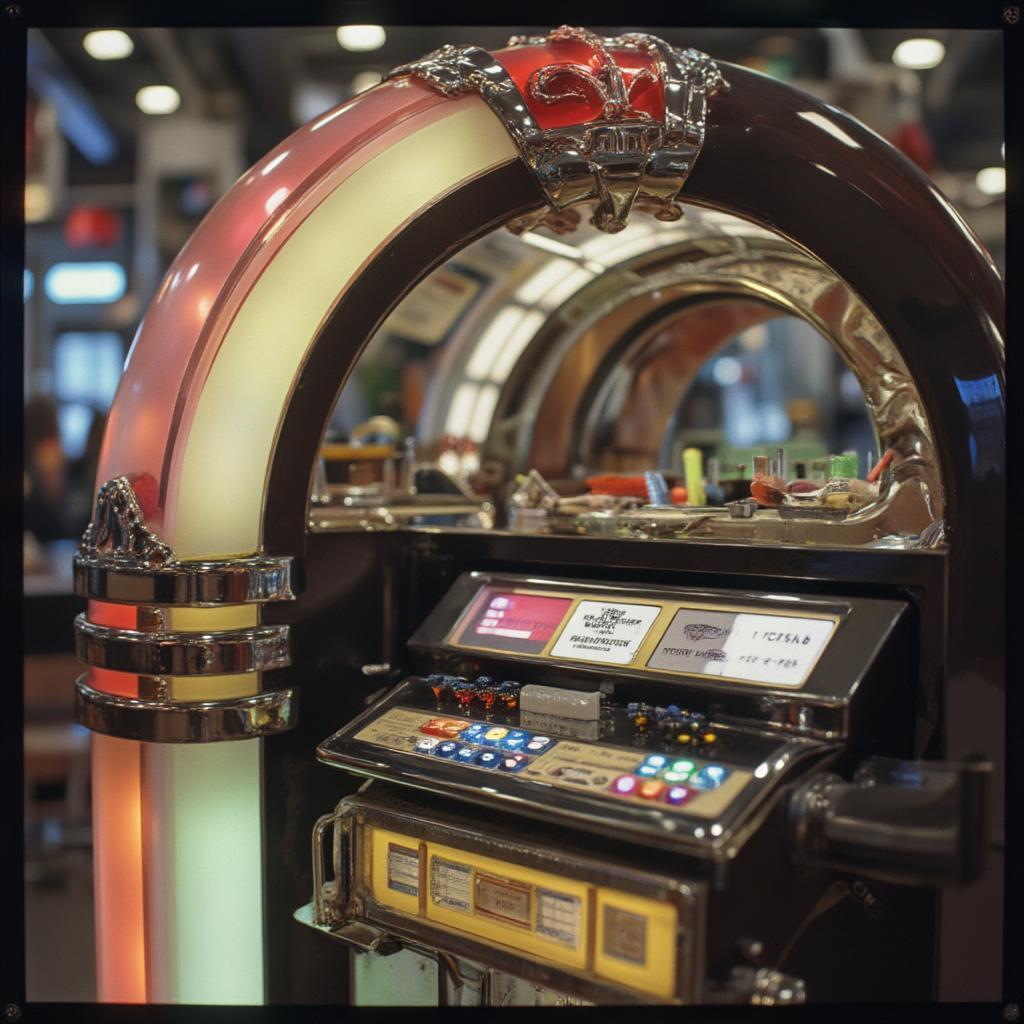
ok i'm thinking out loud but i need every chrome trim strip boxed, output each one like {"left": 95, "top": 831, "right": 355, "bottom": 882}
{"left": 74, "top": 676, "right": 296, "bottom": 743}
{"left": 74, "top": 614, "right": 291, "bottom": 675}
{"left": 73, "top": 554, "right": 296, "bottom": 605}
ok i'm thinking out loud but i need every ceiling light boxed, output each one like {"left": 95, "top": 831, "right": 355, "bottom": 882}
{"left": 352, "top": 70, "right": 383, "bottom": 93}
{"left": 892, "top": 38, "right": 945, "bottom": 70}
{"left": 336, "top": 25, "right": 386, "bottom": 52}
{"left": 44, "top": 261, "right": 127, "bottom": 304}
{"left": 83, "top": 30, "right": 134, "bottom": 60}
{"left": 975, "top": 167, "right": 1005, "bottom": 196}
{"left": 136, "top": 85, "right": 181, "bottom": 115}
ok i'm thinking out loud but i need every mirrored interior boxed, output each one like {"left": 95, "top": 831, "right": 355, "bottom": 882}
{"left": 311, "top": 208, "right": 940, "bottom": 548}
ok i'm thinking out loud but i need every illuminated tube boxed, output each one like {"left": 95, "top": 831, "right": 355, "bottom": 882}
{"left": 86, "top": 80, "right": 521, "bottom": 1003}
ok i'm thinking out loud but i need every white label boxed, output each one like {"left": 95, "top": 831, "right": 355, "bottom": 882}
{"left": 715, "top": 613, "right": 834, "bottom": 685}
{"left": 536, "top": 889, "right": 582, "bottom": 947}
{"left": 550, "top": 601, "right": 661, "bottom": 665}
{"left": 430, "top": 857, "right": 473, "bottom": 912}
{"left": 387, "top": 844, "right": 420, "bottom": 897}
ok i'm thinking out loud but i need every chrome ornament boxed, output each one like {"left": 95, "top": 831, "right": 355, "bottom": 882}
{"left": 80, "top": 475, "right": 172, "bottom": 565}
{"left": 387, "top": 26, "right": 727, "bottom": 234}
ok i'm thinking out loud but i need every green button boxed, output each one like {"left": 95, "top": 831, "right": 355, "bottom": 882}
{"left": 670, "top": 759, "right": 696, "bottom": 777}
{"left": 662, "top": 770, "right": 688, "bottom": 783}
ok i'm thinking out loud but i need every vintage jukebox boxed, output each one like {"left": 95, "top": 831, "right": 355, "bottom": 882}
{"left": 71, "top": 27, "right": 1004, "bottom": 1006}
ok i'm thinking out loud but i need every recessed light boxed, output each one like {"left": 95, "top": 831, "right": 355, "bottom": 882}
{"left": 136, "top": 85, "right": 181, "bottom": 115}
{"left": 83, "top": 30, "right": 134, "bottom": 60}
{"left": 975, "top": 167, "right": 1005, "bottom": 196}
{"left": 892, "top": 38, "right": 945, "bottom": 70}
{"left": 336, "top": 25, "right": 386, "bottom": 52}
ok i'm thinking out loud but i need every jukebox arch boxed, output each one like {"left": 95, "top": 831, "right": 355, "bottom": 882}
{"left": 76, "top": 31, "right": 1004, "bottom": 1006}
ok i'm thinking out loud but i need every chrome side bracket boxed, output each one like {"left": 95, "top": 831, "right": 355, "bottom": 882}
{"left": 74, "top": 676, "right": 296, "bottom": 743}
{"left": 74, "top": 614, "right": 291, "bottom": 675}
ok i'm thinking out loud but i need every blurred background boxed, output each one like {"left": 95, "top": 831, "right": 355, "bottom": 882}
{"left": 22, "top": 24, "right": 1004, "bottom": 1001}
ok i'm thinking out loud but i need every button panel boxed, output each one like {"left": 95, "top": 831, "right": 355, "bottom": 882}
{"left": 354, "top": 704, "right": 753, "bottom": 821}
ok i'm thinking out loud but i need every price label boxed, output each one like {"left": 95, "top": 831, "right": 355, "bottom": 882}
{"left": 648, "top": 608, "right": 836, "bottom": 687}
{"left": 550, "top": 601, "right": 661, "bottom": 665}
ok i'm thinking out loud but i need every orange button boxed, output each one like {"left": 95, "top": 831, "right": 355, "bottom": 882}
{"left": 702, "top": 732, "right": 717, "bottom": 744}
{"left": 638, "top": 780, "right": 666, "bottom": 800}
{"left": 420, "top": 718, "right": 467, "bottom": 738}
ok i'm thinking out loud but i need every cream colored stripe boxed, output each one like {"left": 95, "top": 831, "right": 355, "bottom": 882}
{"left": 172, "top": 101, "right": 519, "bottom": 558}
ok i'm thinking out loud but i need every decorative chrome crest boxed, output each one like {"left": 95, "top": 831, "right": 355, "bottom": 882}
{"left": 387, "top": 26, "right": 727, "bottom": 234}
{"left": 80, "top": 475, "right": 173, "bottom": 565}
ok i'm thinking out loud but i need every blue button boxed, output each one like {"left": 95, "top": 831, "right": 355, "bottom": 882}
{"left": 498, "top": 754, "right": 530, "bottom": 772}
{"left": 459, "top": 723, "right": 487, "bottom": 740}
{"left": 473, "top": 750, "right": 502, "bottom": 769}
{"left": 637, "top": 765, "right": 660, "bottom": 778}
{"left": 644, "top": 754, "right": 669, "bottom": 768}
{"left": 501, "top": 737, "right": 528, "bottom": 752}
{"left": 454, "top": 746, "right": 478, "bottom": 763}
{"left": 434, "top": 741, "right": 460, "bottom": 759}
{"left": 526, "top": 736, "right": 554, "bottom": 753}
{"left": 692, "top": 764, "right": 729, "bottom": 789}
{"left": 414, "top": 737, "right": 441, "bottom": 753}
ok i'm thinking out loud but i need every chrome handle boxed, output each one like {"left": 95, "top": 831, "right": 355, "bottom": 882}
{"left": 312, "top": 812, "right": 339, "bottom": 926}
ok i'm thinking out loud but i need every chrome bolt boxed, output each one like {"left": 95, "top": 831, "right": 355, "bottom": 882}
{"left": 5, "top": 1005, "right": 21, "bottom": 1022}
{"left": 1005, "top": 6, "right": 1021, "bottom": 23}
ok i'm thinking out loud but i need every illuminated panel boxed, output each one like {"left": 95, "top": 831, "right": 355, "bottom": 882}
{"left": 87, "top": 82, "right": 520, "bottom": 1005}
{"left": 170, "top": 101, "right": 518, "bottom": 556}
{"left": 92, "top": 734, "right": 146, "bottom": 1002}
{"left": 453, "top": 587, "right": 572, "bottom": 655}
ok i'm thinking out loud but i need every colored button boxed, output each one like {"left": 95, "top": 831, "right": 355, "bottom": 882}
{"left": 702, "top": 732, "right": 718, "bottom": 745}
{"left": 610, "top": 775, "right": 639, "bottom": 796}
{"left": 414, "top": 737, "right": 440, "bottom": 753}
{"left": 459, "top": 723, "right": 488, "bottom": 740}
{"left": 638, "top": 780, "right": 666, "bottom": 800}
{"left": 501, "top": 737, "right": 527, "bottom": 752}
{"left": 643, "top": 754, "right": 669, "bottom": 769}
{"left": 433, "top": 741, "right": 460, "bottom": 758}
{"left": 484, "top": 727, "right": 509, "bottom": 742}
{"left": 670, "top": 759, "right": 696, "bottom": 777}
{"left": 526, "top": 737, "right": 554, "bottom": 753}
{"left": 454, "top": 746, "right": 478, "bottom": 763}
{"left": 692, "top": 764, "right": 730, "bottom": 789}
{"left": 421, "top": 719, "right": 467, "bottom": 738}
{"left": 637, "top": 764, "right": 660, "bottom": 778}
{"left": 662, "top": 770, "right": 688, "bottom": 783}
{"left": 498, "top": 754, "right": 530, "bottom": 772}
{"left": 665, "top": 785, "right": 694, "bottom": 806}
{"left": 473, "top": 750, "right": 502, "bottom": 769}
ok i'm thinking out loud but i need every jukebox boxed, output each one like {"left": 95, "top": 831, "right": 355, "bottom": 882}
{"left": 71, "top": 27, "right": 1004, "bottom": 1006}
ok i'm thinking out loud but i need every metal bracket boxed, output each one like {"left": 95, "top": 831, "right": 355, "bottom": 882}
{"left": 388, "top": 25, "right": 727, "bottom": 233}
{"left": 74, "top": 553, "right": 296, "bottom": 605}
{"left": 75, "top": 614, "right": 291, "bottom": 675}
{"left": 74, "top": 675, "right": 296, "bottom": 743}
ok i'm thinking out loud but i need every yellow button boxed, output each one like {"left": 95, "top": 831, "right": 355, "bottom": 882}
{"left": 484, "top": 727, "right": 509, "bottom": 740}
{"left": 676, "top": 733, "right": 692, "bottom": 745}
{"left": 703, "top": 732, "right": 717, "bottom": 744}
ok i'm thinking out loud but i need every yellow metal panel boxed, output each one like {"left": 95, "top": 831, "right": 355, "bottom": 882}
{"left": 424, "top": 839, "right": 591, "bottom": 971}
{"left": 594, "top": 888, "right": 678, "bottom": 1000}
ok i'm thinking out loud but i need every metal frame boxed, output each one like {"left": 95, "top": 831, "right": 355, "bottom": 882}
{"left": 74, "top": 675, "right": 297, "bottom": 743}
{"left": 74, "top": 613, "right": 291, "bottom": 675}
{"left": 301, "top": 786, "right": 707, "bottom": 1004}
